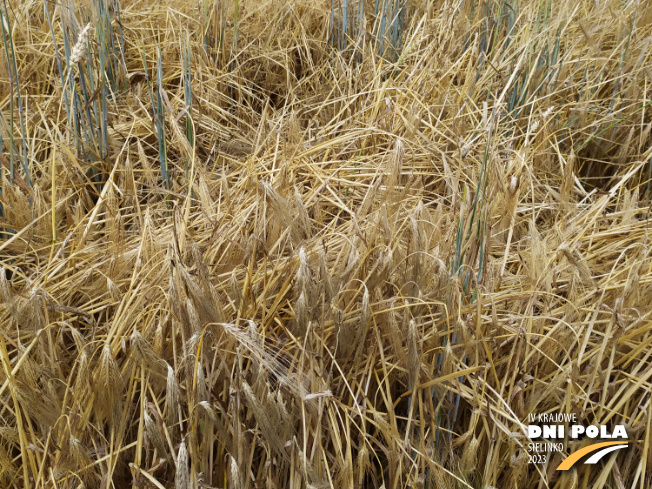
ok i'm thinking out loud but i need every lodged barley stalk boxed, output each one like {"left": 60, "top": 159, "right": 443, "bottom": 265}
{"left": 0, "top": 0, "right": 651, "bottom": 488}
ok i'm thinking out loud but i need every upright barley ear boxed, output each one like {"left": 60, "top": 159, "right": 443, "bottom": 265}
{"left": 293, "top": 246, "right": 312, "bottom": 336}
{"left": 557, "top": 243, "right": 596, "bottom": 289}
{"left": 294, "top": 187, "right": 312, "bottom": 240}
{"left": 388, "top": 137, "right": 404, "bottom": 192}
{"left": 354, "top": 286, "right": 370, "bottom": 360}
{"left": 564, "top": 467, "right": 578, "bottom": 489}
{"left": 106, "top": 276, "right": 120, "bottom": 301}
{"left": 153, "top": 318, "right": 165, "bottom": 357}
{"left": 137, "top": 140, "right": 157, "bottom": 188}
{"left": 318, "top": 246, "right": 334, "bottom": 303}
{"left": 69, "top": 435, "right": 93, "bottom": 478}
{"left": 360, "top": 286, "right": 370, "bottom": 329}
{"left": 96, "top": 343, "right": 122, "bottom": 424}
{"left": 185, "top": 297, "right": 202, "bottom": 335}
{"left": 460, "top": 435, "right": 479, "bottom": 476}
{"left": 229, "top": 271, "right": 243, "bottom": 312}
{"left": 356, "top": 444, "right": 370, "bottom": 488}
{"left": 296, "top": 246, "right": 310, "bottom": 294}
{"left": 262, "top": 180, "right": 301, "bottom": 243}
{"left": 144, "top": 410, "right": 169, "bottom": 463}
{"left": 295, "top": 289, "right": 308, "bottom": 337}
{"left": 242, "top": 380, "right": 285, "bottom": 454}
{"left": 18, "top": 286, "right": 47, "bottom": 330}
{"left": 73, "top": 349, "right": 90, "bottom": 403}
{"left": 166, "top": 365, "right": 180, "bottom": 438}
{"left": 622, "top": 244, "right": 646, "bottom": 308}
{"left": 340, "top": 238, "right": 360, "bottom": 285}
{"left": 196, "top": 362, "right": 209, "bottom": 403}
{"left": 332, "top": 306, "right": 347, "bottom": 361}
{"left": 267, "top": 389, "right": 292, "bottom": 447}
{"left": 561, "top": 151, "right": 575, "bottom": 209}
{"left": 507, "top": 449, "right": 528, "bottom": 489}
{"left": 130, "top": 328, "right": 166, "bottom": 377}
{"left": 407, "top": 319, "right": 419, "bottom": 387}
{"left": 384, "top": 297, "right": 405, "bottom": 367}
{"left": 175, "top": 438, "right": 190, "bottom": 489}
{"left": 230, "top": 455, "right": 242, "bottom": 489}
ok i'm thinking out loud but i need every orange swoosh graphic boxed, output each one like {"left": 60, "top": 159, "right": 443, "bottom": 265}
{"left": 556, "top": 441, "right": 628, "bottom": 470}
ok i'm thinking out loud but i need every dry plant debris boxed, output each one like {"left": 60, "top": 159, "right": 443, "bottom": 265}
{"left": 1, "top": 0, "right": 652, "bottom": 488}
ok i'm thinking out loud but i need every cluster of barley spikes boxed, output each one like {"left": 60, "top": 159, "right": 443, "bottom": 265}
{"left": 1, "top": 0, "right": 652, "bottom": 488}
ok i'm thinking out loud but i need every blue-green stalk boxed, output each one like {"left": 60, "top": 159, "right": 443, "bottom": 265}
{"left": 1, "top": 0, "right": 32, "bottom": 188}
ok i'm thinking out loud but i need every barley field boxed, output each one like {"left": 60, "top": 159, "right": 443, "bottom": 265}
{"left": 1, "top": 0, "right": 651, "bottom": 488}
